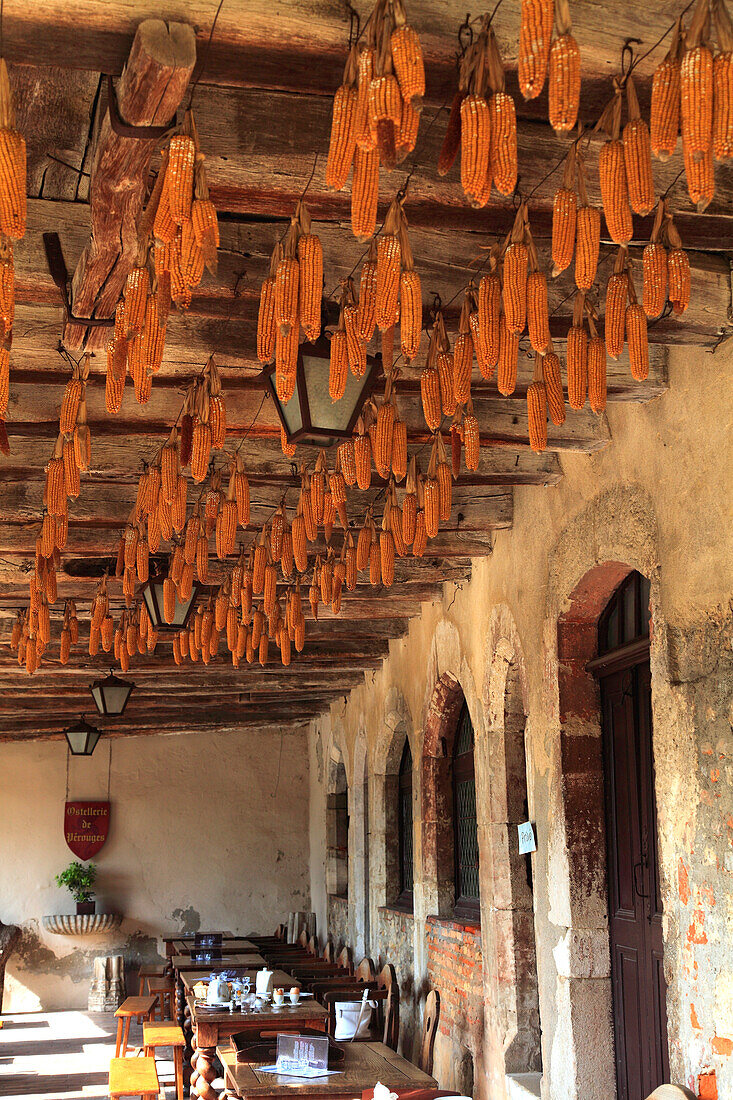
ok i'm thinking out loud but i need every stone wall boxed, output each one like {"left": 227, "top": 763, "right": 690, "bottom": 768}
{"left": 307, "top": 344, "right": 733, "bottom": 1100}
{"left": 327, "top": 893, "right": 349, "bottom": 950}
{"left": 0, "top": 725, "right": 311, "bottom": 1011}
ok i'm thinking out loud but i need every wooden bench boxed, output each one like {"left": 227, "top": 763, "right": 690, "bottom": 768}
{"left": 137, "top": 963, "right": 166, "bottom": 996}
{"left": 143, "top": 1021, "right": 185, "bottom": 1100}
{"left": 108, "top": 1055, "right": 159, "bottom": 1098}
{"left": 148, "top": 976, "right": 175, "bottom": 1020}
{"left": 114, "top": 995, "right": 157, "bottom": 1057}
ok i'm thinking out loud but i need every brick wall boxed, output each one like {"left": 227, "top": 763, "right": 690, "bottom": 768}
{"left": 426, "top": 915, "right": 484, "bottom": 1093}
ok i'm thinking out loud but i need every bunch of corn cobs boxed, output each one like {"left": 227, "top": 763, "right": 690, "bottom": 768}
{"left": 0, "top": 58, "right": 26, "bottom": 457}
{"left": 325, "top": 0, "right": 425, "bottom": 240}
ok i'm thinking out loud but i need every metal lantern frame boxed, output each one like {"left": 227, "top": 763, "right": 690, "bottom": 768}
{"left": 264, "top": 335, "right": 381, "bottom": 446}
{"left": 64, "top": 716, "right": 102, "bottom": 756}
{"left": 140, "top": 574, "right": 200, "bottom": 632}
{"left": 89, "top": 671, "right": 135, "bottom": 717}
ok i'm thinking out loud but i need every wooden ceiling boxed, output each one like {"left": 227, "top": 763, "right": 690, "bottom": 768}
{"left": 0, "top": 1, "right": 730, "bottom": 741}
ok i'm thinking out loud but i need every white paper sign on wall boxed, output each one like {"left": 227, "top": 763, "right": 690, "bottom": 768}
{"left": 517, "top": 821, "right": 537, "bottom": 855}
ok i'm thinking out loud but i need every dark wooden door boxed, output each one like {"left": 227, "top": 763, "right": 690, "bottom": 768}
{"left": 599, "top": 657, "right": 669, "bottom": 1100}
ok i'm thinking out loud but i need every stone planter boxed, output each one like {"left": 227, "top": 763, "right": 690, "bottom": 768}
{"left": 42, "top": 913, "right": 122, "bottom": 936}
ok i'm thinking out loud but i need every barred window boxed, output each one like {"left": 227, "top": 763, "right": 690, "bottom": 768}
{"left": 453, "top": 702, "right": 480, "bottom": 921}
{"left": 396, "top": 739, "right": 414, "bottom": 908}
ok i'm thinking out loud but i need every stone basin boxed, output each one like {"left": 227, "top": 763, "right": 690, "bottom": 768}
{"left": 42, "top": 914, "right": 122, "bottom": 935}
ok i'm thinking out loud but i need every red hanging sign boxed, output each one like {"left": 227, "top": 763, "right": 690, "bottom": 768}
{"left": 64, "top": 801, "right": 110, "bottom": 860}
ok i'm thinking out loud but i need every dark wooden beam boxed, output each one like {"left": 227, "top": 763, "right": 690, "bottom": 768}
{"left": 64, "top": 20, "right": 196, "bottom": 348}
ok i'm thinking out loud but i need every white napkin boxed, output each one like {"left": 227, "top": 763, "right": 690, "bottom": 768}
{"left": 373, "top": 1083, "right": 399, "bottom": 1100}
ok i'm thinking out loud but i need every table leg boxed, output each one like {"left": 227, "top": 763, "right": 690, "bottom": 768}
{"left": 114, "top": 1017, "right": 123, "bottom": 1058}
{"left": 189, "top": 1029, "right": 199, "bottom": 1094}
{"left": 192, "top": 1042, "right": 218, "bottom": 1100}
{"left": 175, "top": 1046, "right": 184, "bottom": 1100}
{"left": 183, "top": 1001, "right": 194, "bottom": 1092}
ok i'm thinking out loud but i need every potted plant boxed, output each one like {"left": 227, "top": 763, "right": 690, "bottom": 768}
{"left": 55, "top": 861, "right": 97, "bottom": 915}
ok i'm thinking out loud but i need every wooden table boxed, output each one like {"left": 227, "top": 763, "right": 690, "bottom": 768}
{"left": 172, "top": 953, "right": 265, "bottom": 972}
{"left": 171, "top": 938, "right": 258, "bottom": 955}
{"left": 188, "top": 994, "right": 329, "bottom": 1100}
{"left": 219, "top": 1040, "right": 438, "bottom": 1100}
{"left": 163, "top": 932, "right": 236, "bottom": 963}
{"left": 181, "top": 969, "right": 296, "bottom": 995}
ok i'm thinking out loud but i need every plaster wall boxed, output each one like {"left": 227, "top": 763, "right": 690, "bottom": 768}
{"left": 0, "top": 724, "right": 311, "bottom": 1011}
{"left": 308, "top": 343, "right": 733, "bottom": 1100}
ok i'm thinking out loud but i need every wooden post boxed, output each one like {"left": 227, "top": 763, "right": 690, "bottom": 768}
{"left": 64, "top": 19, "right": 195, "bottom": 350}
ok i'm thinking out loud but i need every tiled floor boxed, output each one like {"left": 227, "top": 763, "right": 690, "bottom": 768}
{"left": 0, "top": 1010, "right": 176, "bottom": 1099}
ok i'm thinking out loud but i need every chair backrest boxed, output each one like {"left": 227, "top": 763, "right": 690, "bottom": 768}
{"left": 297, "top": 929, "right": 308, "bottom": 949}
{"left": 275, "top": 923, "right": 287, "bottom": 940}
{"left": 377, "top": 963, "right": 400, "bottom": 1050}
{"left": 323, "top": 939, "right": 335, "bottom": 963}
{"left": 645, "top": 1088, "right": 697, "bottom": 1100}
{"left": 418, "top": 990, "right": 440, "bottom": 1075}
{"left": 307, "top": 934, "right": 318, "bottom": 956}
{"left": 336, "top": 946, "right": 353, "bottom": 974}
{"left": 355, "top": 957, "right": 376, "bottom": 982}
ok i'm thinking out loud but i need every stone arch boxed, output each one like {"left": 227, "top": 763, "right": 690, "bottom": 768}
{"left": 370, "top": 688, "right": 413, "bottom": 912}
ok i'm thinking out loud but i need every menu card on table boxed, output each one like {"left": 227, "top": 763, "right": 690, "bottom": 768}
{"left": 260, "top": 1034, "right": 341, "bottom": 1079}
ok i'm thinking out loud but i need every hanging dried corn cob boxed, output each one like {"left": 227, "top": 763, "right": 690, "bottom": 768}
{"left": 665, "top": 208, "right": 691, "bottom": 315}
{"left": 526, "top": 232, "right": 550, "bottom": 355}
{"left": 519, "top": 0, "right": 555, "bottom": 100}
{"left": 342, "top": 277, "right": 367, "bottom": 378}
{"left": 497, "top": 311, "right": 520, "bottom": 396}
{"left": 542, "top": 344, "right": 566, "bottom": 425}
{"left": 421, "top": 315, "right": 446, "bottom": 432}
{"left": 642, "top": 200, "right": 668, "bottom": 319}
{"left": 681, "top": 0, "right": 715, "bottom": 209}
{"left": 527, "top": 353, "right": 548, "bottom": 453}
{"left": 574, "top": 144, "right": 601, "bottom": 291}
{"left": 462, "top": 394, "right": 480, "bottom": 471}
{"left": 651, "top": 17, "right": 683, "bottom": 159}
{"left": 351, "top": 146, "right": 380, "bottom": 241}
{"left": 374, "top": 369, "right": 397, "bottom": 479}
{"left": 605, "top": 246, "right": 629, "bottom": 359}
{"left": 257, "top": 243, "right": 280, "bottom": 365}
{"left": 453, "top": 290, "right": 475, "bottom": 406}
{"left": 597, "top": 80, "right": 634, "bottom": 245}
{"left": 502, "top": 202, "right": 530, "bottom": 335}
{"left": 376, "top": 195, "right": 402, "bottom": 331}
{"left": 458, "top": 21, "right": 492, "bottom": 206}
{"left": 566, "top": 290, "right": 588, "bottom": 410}
{"left": 0, "top": 60, "right": 26, "bottom": 240}
{"left": 548, "top": 0, "right": 581, "bottom": 133}
{"left": 326, "top": 46, "right": 359, "bottom": 191}
{"left": 398, "top": 203, "right": 422, "bottom": 362}
{"left": 296, "top": 202, "right": 323, "bottom": 342}
{"left": 712, "top": 0, "right": 733, "bottom": 160}
{"left": 477, "top": 266, "right": 501, "bottom": 377}
{"left": 623, "top": 75, "right": 656, "bottom": 215}
{"left": 552, "top": 141, "right": 578, "bottom": 276}
{"left": 625, "top": 267, "right": 650, "bottom": 381}
{"left": 438, "top": 88, "right": 465, "bottom": 177}
{"left": 587, "top": 309, "right": 607, "bottom": 414}
{"left": 357, "top": 240, "right": 378, "bottom": 342}
{"left": 486, "top": 25, "right": 518, "bottom": 198}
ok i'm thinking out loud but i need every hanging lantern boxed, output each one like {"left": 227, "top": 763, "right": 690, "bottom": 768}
{"left": 265, "top": 335, "right": 379, "bottom": 446}
{"left": 140, "top": 573, "right": 199, "bottom": 631}
{"left": 64, "top": 717, "right": 101, "bottom": 756}
{"left": 89, "top": 672, "right": 135, "bottom": 717}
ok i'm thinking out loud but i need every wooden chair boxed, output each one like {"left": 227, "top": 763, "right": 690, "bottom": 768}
{"left": 418, "top": 990, "right": 440, "bottom": 1076}
{"left": 297, "top": 929, "right": 309, "bottom": 949}
{"left": 355, "top": 957, "right": 376, "bottom": 982}
{"left": 377, "top": 963, "right": 400, "bottom": 1051}
{"left": 148, "top": 977, "right": 175, "bottom": 1021}
{"left": 108, "top": 1055, "right": 159, "bottom": 1099}
{"left": 307, "top": 934, "right": 318, "bottom": 955}
{"left": 336, "top": 946, "right": 353, "bottom": 974}
{"left": 114, "top": 996, "right": 157, "bottom": 1057}
{"left": 323, "top": 939, "right": 335, "bottom": 963}
{"left": 142, "top": 1021, "right": 185, "bottom": 1100}
{"left": 137, "top": 964, "right": 166, "bottom": 996}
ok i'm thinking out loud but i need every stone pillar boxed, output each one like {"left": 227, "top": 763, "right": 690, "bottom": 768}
{"left": 89, "top": 955, "right": 126, "bottom": 1011}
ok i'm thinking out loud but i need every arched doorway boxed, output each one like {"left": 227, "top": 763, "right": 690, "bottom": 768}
{"left": 587, "top": 570, "right": 669, "bottom": 1100}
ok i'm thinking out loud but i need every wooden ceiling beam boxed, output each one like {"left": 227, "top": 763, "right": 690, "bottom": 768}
{"left": 63, "top": 21, "right": 196, "bottom": 349}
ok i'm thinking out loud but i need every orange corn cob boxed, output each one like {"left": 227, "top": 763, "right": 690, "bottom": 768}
{"left": 437, "top": 350, "right": 456, "bottom": 416}
{"left": 605, "top": 271, "right": 628, "bottom": 359}
{"left": 642, "top": 242, "right": 668, "bottom": 319}
{"left": 355, "top": 47, "right": 376, "bottom": 150}
{"left": 681, "top": 45, "right": 714, "bottom": 155}
{"left": 683, "top": 139, "right": 715, "bottom": 208}
{"left": 368, "top": 74, "right": 402, "bottom": 128}
{"left": 453, "top": 334, "right": 473, "bottom": 406}
{"left": 527, "top": 271, "right": 550, "bottom": 353}
{"left": 713, "top": 51, "right": 733, "bottom": 159}
{"left": 191, "top": 420, "right": 212, "bottom": 482}
{"left": 588, "top": 335, "right": 607, "bottom": 413}
{"left": 329, "top": 329, "right": 348, "bottom": 401}
{"left": 599, "top": 140, "right": 633, "bottom": 244}
{"left": 519, "top": 0, "right": 554, "bottom": 99}
{"left": 575, "top": 206, "right": 601, "bottom": 291}
{"left": 651, "top": 58, "right": 681, "bottom": 158}
{"left": 396, "top": 96, "right": 420, "bottom": 162}
{"left": 460, "top": 94, "right": 491, "bottom": 204}
{"left": 392, "top": 418, "right": 407, "bottom": 482}
{"left": 423, "top": 477, "right": 439, "bottom": 538}
{"left": 567, "top": 325, "right": 588, "bottom": 409}
{"left": 542, "top": 350, "right": 566, "bottom": 425}
{"left": 527, "top": 380, "right": 547, "bottom": 452}
{"left": 626, "top": 302, "right": 649, "bottom": 380}
{"left": 391, "top": 24, "right": 425, "bottom": 101}
{"left": 667, "top": 248, "right": 691, "bottom": 314}
{"left": 357, "top": 253, "right": 377, "bottom": 341}
{"left": 376, "top": 235, "right": 401, "bottom": 331}
{"left": 344, "top": 304, "right": 366, "bottom": 377}
{"left": 374, "top": 402, "right": 395, "bottom": 476}
{"left": 59, "top": 377, "right": 83, "bottom": 435}
{"left": 412, "top": 510, "right": 427, "bottom": 557}
{"left": 181, "top": 218, "right": 205, "bottom": 288}
{"left": 257, "top": 276, "right": 276, "bottom": 363}
{"left": 326, "top": 85, "right": 358, "bottom": 190}
{"left": 167, "top": 134, "right": 195, "bottom": 224}
{"left": 380, "top": 529, "right": 395, "bottom": 587}
{"left": 489, "top": 92, "right": 518, "bottom": 196}
{"left": 0, "top": 126, "right": 26, "bottom": 239}
{"left": 552, "top": 187, "right": 577, "bottom": 275}
{"left": 338, "top": 439, "right": 357, "bottom": 486}
{"left": 548, "top": 34, "right": 581, "bottom": 133}
{"left": 63, "top": 437, "right": 80, "bottom": 499}
{"left": 421, "top": 366, "right": 442, "bottom": 431}
{"left": 463, "top": 412, "right": 480, "bottom": 471}
{"left": 298, "top": 233, "right": 324, "bottom": 342}
{"left": 275, "top": 256, "right": 299, "bottom": 334}
{"left": 623, "top": 119, "right": 655, "bottom": 215}
{"left": 503, "top": 242, "right": 528, "bottom": 333}
{"left": 123, "top": 266, "right": 149, "bottom": 338}
{"left": 351, "top": 147, "right": 379, "bottom": 241}
{"left": 497, "top": 313, "right": 519, "bottom": 395}
{"left": 400, "top": 269, "right": 422, "bottom": 361}
{"left": 478, "top": 273, "right": 501, "bottom": 374}
{"left": 354, "top": 432, "right": 371, "bottom": 490}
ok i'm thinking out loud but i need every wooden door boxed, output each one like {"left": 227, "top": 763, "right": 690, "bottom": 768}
{"left": 599, "top": 657, "right": 669, "bottom": 1099}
